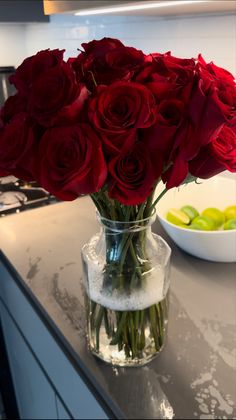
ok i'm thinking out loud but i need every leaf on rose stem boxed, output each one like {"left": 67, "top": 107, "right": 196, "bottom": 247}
{"left": 181, "top": 173, "right": 198, "bottom": 185}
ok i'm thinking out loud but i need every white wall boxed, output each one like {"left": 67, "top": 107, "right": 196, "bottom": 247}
{"left": 0, "top": 13, "right": 235, "bottom": 75}
{"left": 0, "top": 24, "right": 27, "bottom": 67}
{"left": 25, "top": 13, "right": 236, "bottom": 75}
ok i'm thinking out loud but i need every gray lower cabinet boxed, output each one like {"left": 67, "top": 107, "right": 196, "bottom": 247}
{"left": 0, "top": 261, "right": 108, "bottom": 420}
{"left": 56, "top": 396, "right": 72, "bottom": 420}
{"left": 0, "top": 303, "right": 58, "bottom": 420}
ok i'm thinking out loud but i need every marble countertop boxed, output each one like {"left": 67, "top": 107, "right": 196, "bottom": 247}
{"left": 0, "top": 197, "right": 235, "bottom": 419}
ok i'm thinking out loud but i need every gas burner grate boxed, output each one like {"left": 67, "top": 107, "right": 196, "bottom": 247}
{"left": 0, "top": 177, "right": 59, "bottom": 216}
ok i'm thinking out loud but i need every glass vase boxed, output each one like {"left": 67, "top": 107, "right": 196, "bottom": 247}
{"left": 81, "top": 212, "right": 171, "bottom": 367}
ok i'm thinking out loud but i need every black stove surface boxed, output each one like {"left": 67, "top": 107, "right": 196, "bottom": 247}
{"left": 0, "top": 176, "right": 59, "bottom": 216}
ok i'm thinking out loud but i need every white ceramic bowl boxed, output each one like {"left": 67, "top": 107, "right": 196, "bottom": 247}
{"left": 156, "top": 174, "right": 236, "bottom": 262}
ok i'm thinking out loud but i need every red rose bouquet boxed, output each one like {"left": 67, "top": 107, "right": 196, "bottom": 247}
{"left": 1, "top": 38, "right": 235, "bottom": 364}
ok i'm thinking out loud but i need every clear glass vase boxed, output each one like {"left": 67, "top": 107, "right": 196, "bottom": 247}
{"left": 81, "top": 212, "right": 171, "bottom": 367}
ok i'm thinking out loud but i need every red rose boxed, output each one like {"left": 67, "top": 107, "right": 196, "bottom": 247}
{"left": 136, "top": 52, "right": 195, "bottom": 102}
{"left": 197, "top": 55, "right": 236, "bottom": 120}
{"left": 0, "top": 113, "right": 36, "bottom": 180}
{"left": 161, "top": 54, "right": 196, "bottom": 100}
{"left": 70, "top": 37, "right": 145, "bottom": 90}
{"left": 211, "top": 85, "right": 236, "bottom": 121}
{"left": 37, "top": 124, "right": 107, "bottom": 200}
{"left": 9, "top": 49, "right": 65, "bottom": 95}
{"left": 162, "top": 153, "right": 189, "bottom": 189}
{"left": 28, "top": 62, "right": 88, "bottom": 127}
{"left": 105, "top": 46, "right": 145, "bottom": 78}
{"left": 82, "top": 37, "right": 124, "bottom": 55}
{"left": 174, "top": 80, "right": 227, "bottom": 162}
{"left": 69, "top": 38, "right": 124, "bottom": 88}
{"left": 159, "top": 82, "right": 234, "bottom": 189}
{"left": 143, "top": 99, "right": 185, "bottom": 161}
{"left": 189, "top": 124, "right": 236, "bottom": 178}
{"left": 160, "top": 92, "right": 228, "bottom": 189}
{"left": 197, "top": 54, "right": 235, "bottom": 84}
{"left": 212, "top": 125, "right": 236, "bottom": 171}
{"left": 142, "top": 98, "right": 196, "bottom": 190}
{"left": 0, "top": 116, "right": 3, "bottom": 129}
{"left": 0, "top": 170, "right": 9, "bottom": 177}
{"left": 0, "top": 93, "right": 26, "bottom": 123}
{"left": 136, "top": 65, "right": 174, "bottom": 102}
{"left": 108, "top": 143, "right": 157, "bottom": 205}
{"left": 89, "top": 81, "right": 156, "bottom": 154}
{"left": 189, "top": 148, "right": 224, "bottom": 180}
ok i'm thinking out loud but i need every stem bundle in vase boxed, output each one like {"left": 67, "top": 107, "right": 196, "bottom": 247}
{"left": 87, "top": 188, "right": 169, "bottom": 361}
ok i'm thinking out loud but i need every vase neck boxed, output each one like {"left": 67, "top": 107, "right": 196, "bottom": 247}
{"left": 97, "top": 212, "right": 156, "bottom": 234}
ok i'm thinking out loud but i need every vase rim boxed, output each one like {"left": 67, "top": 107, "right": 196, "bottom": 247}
{"left": 96, "top": 209, "right": 156, "bottom": 232}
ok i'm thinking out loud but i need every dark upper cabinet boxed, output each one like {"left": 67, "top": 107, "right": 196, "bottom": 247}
{"left": 0, "top": 0, "right": 49, "bottom": 23}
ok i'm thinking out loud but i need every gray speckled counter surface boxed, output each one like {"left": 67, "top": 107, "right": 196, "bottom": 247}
{"left": 0, "top": 197, "right": 236, "bottom": 419}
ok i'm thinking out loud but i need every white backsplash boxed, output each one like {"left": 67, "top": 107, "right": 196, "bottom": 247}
{"left": 0, "top": 13, "right": 235, "bottom": 75}
{"left": 0, "top": 24, "right": 27, "bottom": 67}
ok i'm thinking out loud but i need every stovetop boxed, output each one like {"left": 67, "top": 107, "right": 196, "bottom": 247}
{"left": 0, "top": 176, "right": 59, "bottom": 216}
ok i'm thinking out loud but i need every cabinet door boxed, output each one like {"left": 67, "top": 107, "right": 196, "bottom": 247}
{"left": 0, "top": 262, "right": 109, "bottom": 419}
{"left": 56, "top": 396, "right": 72, "bottom": 420}
{"left": 0, "top": 303, "right": 58, "bottom": 420}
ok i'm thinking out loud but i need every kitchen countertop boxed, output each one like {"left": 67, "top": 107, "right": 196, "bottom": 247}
{"left": 0, "top": 197, "right": 235, "bottom": 419}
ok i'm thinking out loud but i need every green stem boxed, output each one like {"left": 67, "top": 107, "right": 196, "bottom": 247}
{"left": 138, "top": 310, "right": 146, "bottom": 351}
{"left": 136, "top": 202, "right": 146, "bottom": 220}
{"left": 129, "top": 313, "right": 136, "bottom": 358}
{"left": 149, "top": 305, "right": 160, "bottom": 351}
{"left": 95, "top": 307, "right": 104, "bottom": 351}
{"left": 134, "top": 311, "right": 140, "bottom": 356}
{"left": 104, "top": 308, "right": 111, "bottom": 338}
{"left": 143, "top": 183, "right": 158, "bottom": 218}
{"left": 89, "top": 192, "right": 168, "bottom": 359}
{"left": 90, "top": 194, "right": 104, "bottom": 217}
{"left": 90, "top": 301, "right": 97, "bottom": 333}
{"left": 110, "top": 311, "right": 127, "bottom": 345}
{"left": 148, "top": 188, "right": 168, "bottom": 214}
